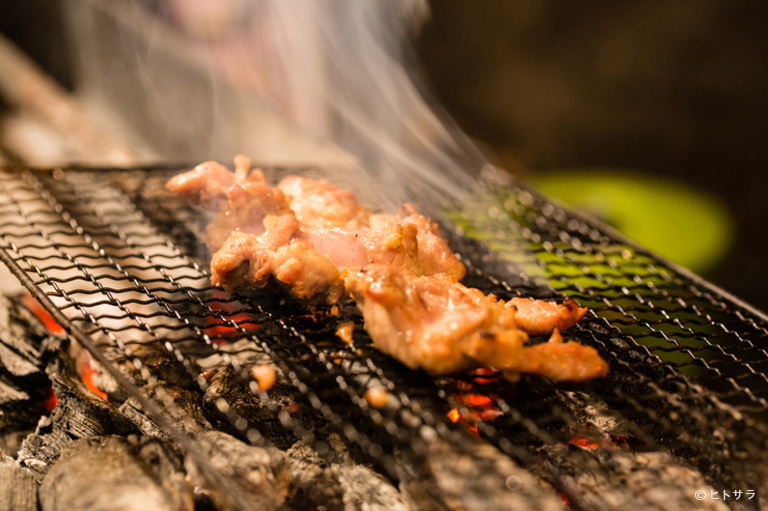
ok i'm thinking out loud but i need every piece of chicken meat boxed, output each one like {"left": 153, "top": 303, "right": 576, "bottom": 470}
{"left": 166, "top": 157, "right": 608, "bottom": 381}
{"left": 344, "top": 265, "right": 607, "bottom": 381}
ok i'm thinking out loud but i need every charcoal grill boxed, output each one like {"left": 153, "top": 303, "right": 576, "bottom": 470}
{"left": 1, "top": 164, "right": 767, "bottom": 510}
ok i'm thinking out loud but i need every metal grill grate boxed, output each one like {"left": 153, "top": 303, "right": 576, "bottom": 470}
{"left": 2, "top": 166, "right": 768, "bottom": 509}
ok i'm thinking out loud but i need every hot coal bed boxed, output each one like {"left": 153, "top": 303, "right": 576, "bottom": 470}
{"left": 0, "top": 165, "right": 767, "bottom": 511}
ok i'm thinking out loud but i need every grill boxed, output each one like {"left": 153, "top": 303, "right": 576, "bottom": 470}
{"left": 1, "top": 164, "right": 768, "bottom": 510}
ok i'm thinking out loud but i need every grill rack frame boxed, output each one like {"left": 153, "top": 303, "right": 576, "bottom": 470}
{"left": 1, "top": 165, "right": 767, "bottom": 509}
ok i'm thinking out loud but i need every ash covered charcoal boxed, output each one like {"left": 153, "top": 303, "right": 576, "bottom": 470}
{"left": 187, "top": 431, "right": 290, "bottom": 511}
{"left": 202, "top": 367, "right": 305, "bottom": 448}
{"left": 396, "top": 435, "right": 565, "bottom": 511}
{"left": 39, "top": 436, "right": 193, "bottom": 511}
{"left": 332, "top": 463, "right": 411, "bottom": 511}
{"left": 0, "top": 296, "right": 56, "bottom": 456}
{"left": 0, "top": 457, "right": 38, "bottom": 511}
{"left": 562, "top": 390, "right": 633, "bottom": 439}
{"left": 16, "top": 371, "right": 139, "bottom": 478}
{"left": 541, "top": 445, "right": 732, "bottom": 511}
{"left": 286, "top": 436, "right": 411, "bottom": 511}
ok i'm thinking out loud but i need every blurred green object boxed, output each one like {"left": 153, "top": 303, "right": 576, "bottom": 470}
{"left": 528, "top": 169, "right": 734, "bottom": 274}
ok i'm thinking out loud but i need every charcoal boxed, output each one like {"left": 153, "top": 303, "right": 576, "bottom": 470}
{"left": 396, "top": 436, "right": 565, "bottom": 511}
{"left": 429, "top": 438, "right": 564, "bottom": 511}
{"left": 542, "top": 445, "right": 732, "bottom": 511}
{"left": 105, "top": 344, "right": 196, "bottom": 392}
{"left": 0, "top": 379, "right": 28, "bottom": 407}
{"left": 0, "top": 343, "right": 40, "bottom": 381}
{"left": 0, "top": 427, "right": 34, "bottom": 458}
{"left": 331, "top": 464, "right": 411, "bottom": 511}
{"left": 147, "top": 384, "right": 212, "bottom": 433}
{"left": 16, "top": 372, "right": 139, "bottom": 478}
{"left": 285, "top": 438, "right": 411, "bottom": 511}
{"left": 202, "top": 367, "right": 302, "bottom": 448}
{"left": 284, "top": 440, "right": 347, "bottom": 511}
{"left": 0, "top": 296, "right": 55, "bottom": 456}
{"left": 0, "top": 296, "right": 49, "bottom": 371}
{"left": 394, "top": 454, "right": 451, "bottom": 511}
{"left": 39, "top": 435, "right": 193, "bottom": 511}
{"left": 0, "top": 459, "right": 38, "bottom": 511}
{"left": 187, "top": 431, "right": 290, "bottom": 511}
{"left": 118, "top": 398, "right": 167, "bottom": 438}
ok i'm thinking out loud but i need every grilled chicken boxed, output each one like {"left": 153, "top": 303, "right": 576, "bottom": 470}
{"left": 167, "top": 157, "right": 608, "bottom": 381}
{"left": 345, "top": 265, "right": 606, "bottom": 381}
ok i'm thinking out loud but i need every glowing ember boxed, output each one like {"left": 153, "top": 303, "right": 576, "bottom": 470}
{"left": 206, "top": 294, "right": 261, "bottom": 342}
{"left": 469, "top": 367, "right": 503, "bottom": 385}
{"left": 468, "top": 394, "right": 492, "bottom": 406}
{"left": 79, "top": 362, "right": 108, "bottom": 401}
{"left": 567, "top": 436, "right": 599, "bottom": 449}
{"left": 43, "top": 387, "right": 57, "bottom": 412}
{"left": 21, "top": 293, "right": 63, "bottom": 334}
{"left": 447, "top": 408, "right": 461, "bottom": 423}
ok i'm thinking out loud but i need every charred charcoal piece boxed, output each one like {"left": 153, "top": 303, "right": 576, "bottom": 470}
{"left": 187, "top": 431, "right": 290, "bottom": 511}
{"left": 331, "top": 464, "right": 411, "bottom": 511}
{"left": 147, "top": 385, "right": 211, "bottom": 433}
{"left": 39, "top": 435, "right": 193, "bottom": 511}
{"left": 0, "top": 458, "right": 38, "bottom": 511}
{"left": 397, "top": 436, "right": 564, "bottom": 511}
{"left": 284, "top": 440, "right": 351, "bottom": 511}
{"left": 0, "top": 296, "right": 56, "bottom": 456}
{"left": 202, "top": 367, "right": 303, "bottom": 448}
{"left": 540, "top": 445, "right": 731, "bottom": 511}
{"left": 17, "top": 372, "right": 139, "bottom": 478}
{"left": 117, "top": 398, "right": 166, "bottom": 438}
{"left": 114, "top": 345, "right": 197, "bottom": 391}
{"left": 285, "top": 438, "right": 411, "bottom": 511}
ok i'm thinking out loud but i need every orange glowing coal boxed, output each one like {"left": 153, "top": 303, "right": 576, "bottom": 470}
{"left": 79, "top": 361, "right": 108, "bottom": 401}
{"left": 22, "top": 293, "right": 107, "bottom": 402}
{"left": 43, "top": 387, "right": 56, "bottom": 412}
{"left": 21, "top": 293, "right": 63, "bottom": 335}
{"left": 445, "top": 388, "right": 504, "bottom": 439}
{"left": 206, "top": 293, "right": 261, "bottom": 342}
{"left": 567, "top": 436, "right": 599, "bottom": 449}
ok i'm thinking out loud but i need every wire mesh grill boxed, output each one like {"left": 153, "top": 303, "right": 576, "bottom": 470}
{"left": 2, "top": 165, "right": 768, "bottom": 509}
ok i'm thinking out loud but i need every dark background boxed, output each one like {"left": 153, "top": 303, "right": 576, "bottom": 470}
{"left": 414, "top": 0, "right": 768, "bottom": 312}
{"left": 2, "top": 0, "right": 768, "bottom": 311}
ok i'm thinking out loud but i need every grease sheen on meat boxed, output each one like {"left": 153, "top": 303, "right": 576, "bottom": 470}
{"left": 166, "top": 157, "right": 608, "bottom": 382}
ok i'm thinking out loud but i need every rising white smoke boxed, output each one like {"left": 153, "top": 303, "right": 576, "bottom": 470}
{"left": 263, "top": 0, "right": 489, "bottom": 207}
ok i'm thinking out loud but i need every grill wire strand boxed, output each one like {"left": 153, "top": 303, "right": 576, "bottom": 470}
{"left": 1, "top": 166, "right": 767, "bottom": 509}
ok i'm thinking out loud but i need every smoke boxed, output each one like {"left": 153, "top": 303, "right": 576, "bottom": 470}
{"left": 263, "top": 0, "right": 489, "bottom": 207}
{"left": 65, "top": 0, "right": 549, "bottom": 290}
{"left": 66, "top": 0, "right": 495, "bottom": 208}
